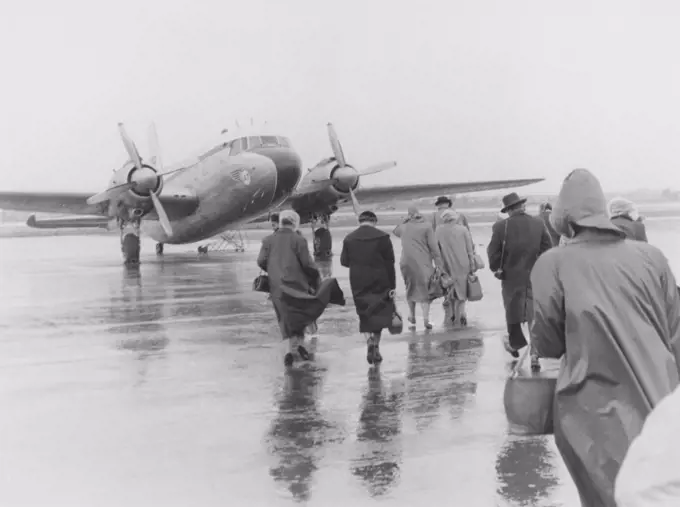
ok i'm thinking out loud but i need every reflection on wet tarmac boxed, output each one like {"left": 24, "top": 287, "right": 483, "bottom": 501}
{"left": 13, "top": 222, "right": 680, "bottom": 504}
{"left": 351, "top": 368, "right": 404, "bottom": 497}
{"left": 267, "top": 365, "right": 345, "bottom": 502}
{"left": 496, "top": 436, "right": 560, "bottom": 506}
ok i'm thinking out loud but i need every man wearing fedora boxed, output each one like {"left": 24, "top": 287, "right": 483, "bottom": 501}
{"left": 487, "top": 192, "right": 551, "bottom": 370}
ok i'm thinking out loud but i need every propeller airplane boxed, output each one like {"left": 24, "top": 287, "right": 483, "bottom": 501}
{"left": 0, "top": 122, "right": 544, "bottom": 264}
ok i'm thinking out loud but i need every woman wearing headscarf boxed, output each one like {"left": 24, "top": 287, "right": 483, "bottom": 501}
{"left": 530, "top": 169, "right": 680, "bottom": 506}
{"left": 393, "top": 205, "right": 443, "bottom": 329}
{"left": 608, "top": 197, "right": 648, "bottom": 242}
{"left": 435, "top": 209, "right": 475, "bottom": 327}
{"left": 257, "top": 210, "right": 323, "bottom": 366}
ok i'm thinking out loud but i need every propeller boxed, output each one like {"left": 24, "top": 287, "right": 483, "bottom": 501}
{"left": 312, "top": 123, "right": 397, "bottom": 216}
{"left": 87, "top": 122, "right": 192, "bottom": 236}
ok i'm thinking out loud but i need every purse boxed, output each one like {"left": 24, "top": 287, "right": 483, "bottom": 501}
{"left": 503, "top": 341, "right": 557, "bottom": 436}
{"left": 252, "top": 272, "right": 270, "bottom": 293}
{"left": 473, "top": 252, "right": 485, "bottom": 271}
{"left": 466, "top": 273, "right": 483, "bottom": 301}
{"left": 388, "top": 309, "right": 403, "bottom": 335}
{"left": 428, "top": 268, "right": 446, "bottom": 300}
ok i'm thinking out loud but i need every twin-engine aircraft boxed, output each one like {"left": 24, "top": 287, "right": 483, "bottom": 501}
{"left": 0, "top": 122, "right": 543, "bottom": 263}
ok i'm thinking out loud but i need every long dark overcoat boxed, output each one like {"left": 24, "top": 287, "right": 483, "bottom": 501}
{"left": 257, "top": 228, "right": 322, "bottom": 338}
{"left": 487, "top": 211, "right": 551, "bottom": 325}
{"left": 611, "top": 215, "right": 648, "bottom": 242}
{"left": 340, "top": 225, "right": 397, "bottom": 333}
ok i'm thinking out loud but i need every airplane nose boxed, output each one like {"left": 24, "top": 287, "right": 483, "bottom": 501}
{"left": 257, "top": 147, "right": 302, "bottom": 201}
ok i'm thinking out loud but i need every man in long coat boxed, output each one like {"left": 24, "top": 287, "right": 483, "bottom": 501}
{"left": 539, "top": 202, "right": 561, "bottom": 247}
{"left": 487, "top": 192, "right": 551, "bottom": 370}
{"left": 530, "top": 169, "right": 680, "bottom": 506}
{"left": 341, "top": 210, "right": 396, "bottom": 365}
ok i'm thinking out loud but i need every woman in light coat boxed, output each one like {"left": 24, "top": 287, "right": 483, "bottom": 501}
{"left": 435, "top": 210, "right": 475, "bottom": 327}
{"left": 393, "top": 206, "right": 443, "bottom": 329}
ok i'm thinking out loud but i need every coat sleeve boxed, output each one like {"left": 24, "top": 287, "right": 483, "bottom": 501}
{"left": 295, "top": 236, "right": 320, "bottom": 282}
{"left": 487, "top": 221, "right": 503, "bottom": 272}
{"left": 426, "top": 227, "right": 443, "bottom": 269}
{"left": 661, "top": 259, "right": 680, "bottom": 370}
{"left": 381, "top": 236, "right": 397, "bottom": 290}
{"left": 257, "top": 236, "right": 270, "bottom": 271}
{"left": 539, "top": 220, "right": 552, "bottom": 254}
{"left": 340, "top": 238, "right": 349, "bottom": 268}
{"left": 529, "top": 253, "right": 566, "bottom": 358}
{"left": 464, "top": 229, "right": 475, "bottom": 273}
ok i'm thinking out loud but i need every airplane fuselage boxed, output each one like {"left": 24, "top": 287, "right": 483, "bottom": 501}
{"left": 136, "top": 138, "right": 302, "bottom": 244}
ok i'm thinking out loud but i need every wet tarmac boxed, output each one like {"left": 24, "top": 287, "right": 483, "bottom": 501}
{"left": 1, "top": 218, "right": 678, "bottom": 506}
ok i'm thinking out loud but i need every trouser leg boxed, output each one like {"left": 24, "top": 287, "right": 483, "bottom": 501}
{"left": 365, "top": 331, "right": 382, "bottom": 364}
{"left": 507, "top": 322, "right": 528, "bottom": 350}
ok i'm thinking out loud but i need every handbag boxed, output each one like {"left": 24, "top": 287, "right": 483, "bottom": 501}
{"left": 466, "top": 273, "right": 483, "bottom": 301}
{"left": 386, "top": 290, "right": 403, "bottom": 335}
{"left": 473, "top": 252, "right": 485, "bottom": 271}
{"left": 428, "top": 267, "right": 446, "bottom": 300}
{"left": 503, "top": 342, "right": 557, "bottom": 435}
{"left": 252, "top": 271, "right": 270, "bottom": 293}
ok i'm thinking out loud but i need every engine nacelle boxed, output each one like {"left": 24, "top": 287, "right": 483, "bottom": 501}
{"left": 107, "top": 162, "right": 163, "bottom": 211}
{"left": 292, "top": 158, "right": 360, "bottom": 218}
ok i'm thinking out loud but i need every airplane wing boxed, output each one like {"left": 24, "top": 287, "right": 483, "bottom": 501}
{"left": 0, "top": 191, "right": 106, "bottom": 215}
{"left": 248, "top": 177, "right": 544, "bottom": 224}
{"left": 0, "top": 190, "right": 199, "bottom": 221}
{"left": 351, "top": 178, "right": 545, "bottom": 206}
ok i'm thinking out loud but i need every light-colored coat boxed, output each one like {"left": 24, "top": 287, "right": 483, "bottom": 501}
{"left": 394, "top": 215, "right": 442, "bottom": 303}
{"left": 435, "top": 222, "right": 474, "bottom": 300}
{"left": 530, "top": 169, "right": 680, "bottom": 507}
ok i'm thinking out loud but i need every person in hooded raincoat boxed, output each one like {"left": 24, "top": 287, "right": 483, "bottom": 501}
{"left": 609, "top": 197, "right": 648, "bottom": 242}
{"left": 435, "top": 209, "right": 475, "bottom": 327}
{"left": 257, "top": 210, "right": 345, "bottom": 366}
{"left": 340, "top": 210, "right": 396, "bottom": 364}
{"left": 393, "top": 205, "right": 443, "bottom": 330}
{"left": 530, "top": 169, "right": 680, "bottom": 507}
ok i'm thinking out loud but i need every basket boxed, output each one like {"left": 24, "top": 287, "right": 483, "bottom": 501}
{"left": 503, "top": 345, "right": 557, "bottom": 435}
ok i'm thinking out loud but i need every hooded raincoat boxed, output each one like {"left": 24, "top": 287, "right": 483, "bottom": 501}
{"left": 530, "top": 169, "right": 680, "bottom": 507}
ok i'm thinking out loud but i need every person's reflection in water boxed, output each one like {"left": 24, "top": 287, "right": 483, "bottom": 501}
{"left": 495, "top": 436, "right": 560, "bottom": 506}
{"left": 110, "top": 266, "right": 169, "bottom": 385}
{"left": 267, "top": 365, "right": 341, "bottom": 503}
{"left": 351, "top": 368, "right": 404, "bottom": 497}
{"left": 407, "top": 334, "right": 484, "bottom": 431}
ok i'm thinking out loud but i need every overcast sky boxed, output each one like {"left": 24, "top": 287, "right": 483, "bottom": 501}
{"left": 1, "top": 0, "right": 679, "bottom": 195}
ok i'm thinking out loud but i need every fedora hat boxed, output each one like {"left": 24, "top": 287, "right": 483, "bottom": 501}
{"left": 500, "top": 192, "right": 527, "bottom": 213}
{"left": 434, "top": 196, "right": 452, "bottom": 206}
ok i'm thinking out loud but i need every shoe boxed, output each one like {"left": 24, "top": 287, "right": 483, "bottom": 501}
{"left": 503, "top": 336, "right": 519, "bottom": 358}
{"left": 284, "top": 353, "right": 294, "bottom": 366}
{"left": 408, "top": 316, "right": 416, "bottom": 329}
{"left": 531, "top": 355, "right": 541, "bottom": 372}
{"left": 460, "top": 316, "right": 468, "bottom": 327}
{"left": 424, "top": 321, "right": 433, "bottom": 330}
{"left": 366, "top": 344, "right": 375, "bottom": 365}
{"left": 373, "top": 346, "right": 383, "bottom": 364}
{"left": 297, "top": 345, "right": 311, "bottom": 361}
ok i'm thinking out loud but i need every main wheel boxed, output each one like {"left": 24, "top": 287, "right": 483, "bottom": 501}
{"left": 155, "top": 243, "right": 164, "bottom": 256}
{"left": 122, "top": 233, "right": 141, "bottom": 265}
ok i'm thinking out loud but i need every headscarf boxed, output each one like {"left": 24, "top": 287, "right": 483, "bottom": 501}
{"left": 441, "top": 209, "right": 459, "bottom": 223}
{"left": 608, "top": 197, "right": 636, "bottom": 219}
{"left": 407, "top": 205, "right": 420, "bottom": 218}
{"left": 279, "top": 210, "right": 300, "bottom": 230}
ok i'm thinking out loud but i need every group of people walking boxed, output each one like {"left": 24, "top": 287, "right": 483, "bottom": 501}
{"left": 256, "top": 170, "right": 679, "bottom": 505}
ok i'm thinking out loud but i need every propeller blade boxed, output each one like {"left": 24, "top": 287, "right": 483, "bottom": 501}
{"left": 118, "top": 123, "right": 143, "bottom": 169}
{"left": 150, "top": 192, "right": 173, "bottom": 236}
{"left": 357, "top": 161, "right": 397, "bottom": 177}
{"left": 349, "top": 187, "right": 362, "bottom": 217}
{"left": 148, "top": 122, "right": 162, "bottom": 170}
{"left": 86, "top": 182, "right": 135, "bottom": 205}
{"left": 327, "top": 123, "right": 347, "bottom": 167}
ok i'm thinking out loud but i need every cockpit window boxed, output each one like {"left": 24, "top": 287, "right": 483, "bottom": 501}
{"left": 260, "top": 135, "right": 279, "bottom": 147}
{"left": 246, "top": 136, "right": 262, "bottom": 150}
{"left": 277, "top": 136, "right": 291, "bottom": 148}
{"left": 230, "top": 137, "right": 244, "bottom": 155}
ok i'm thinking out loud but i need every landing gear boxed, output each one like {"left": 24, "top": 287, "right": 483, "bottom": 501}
{"left": 156, "top": 243, "right": 164, "bottom": 256}
{"left": 119, "top": 216, "right": 142, "bottom": 265}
